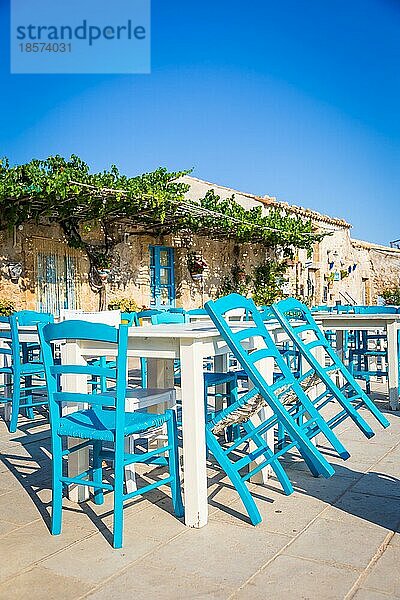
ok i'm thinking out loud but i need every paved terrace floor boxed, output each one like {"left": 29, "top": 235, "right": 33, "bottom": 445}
{"left": 0, "top": 383, "right": 399, "bottom": 600}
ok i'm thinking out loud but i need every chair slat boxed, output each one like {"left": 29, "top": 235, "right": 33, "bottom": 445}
{"left": 53, "top": 392, "right": 116, "bottom": 406}
{"left": 50, "top": 365, "right": 116, "bottom": 378}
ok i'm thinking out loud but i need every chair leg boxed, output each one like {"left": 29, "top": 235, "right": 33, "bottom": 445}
{"left": 314, "top": 413, "right": 351, "bottom": 460}
{"left": 24, "top": 376, "right": 35, "bottom": 420}
{"left": 228, "top": 378, "right": 241, "bottom": 442}
{"left": 277, "top": 422, "right": 285, "bottom": 450}
{"left": 9, "top": 376, "right": 20, "bottom": 433}
{"left": 242, "top": 420, "right": 294, "bottom": 496}
{"left": 206, "top": 429, "right": 262, "bottom": 525}
{"left": 140, "top": 357, "right": 147, "bottom": 388}
{"left": 113, "top": 443, "right": 125, "bottom": 549}
{"left": 92, "top": 441, "right": 104, "bottom": 505}
{"left": 166, "top": 410, "right": 184, "bottom": 518}
{"left": 51, "top": 436, "right": 63, "bottom": 535}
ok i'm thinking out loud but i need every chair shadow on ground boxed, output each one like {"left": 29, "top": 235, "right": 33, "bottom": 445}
{"left": 201, "top": 442, "right": 400, "bottom": 533}
{"left": 0, "top": 416, "right": 184, "bottom": 546}
{"left": 288, "top": 461, "right": 400, "bottom": 532}
{"left": 1, "top": 393, "right": 399, "bottom": 544}
{"left": 370, "top": 389, "right": 400, "bottom": 417}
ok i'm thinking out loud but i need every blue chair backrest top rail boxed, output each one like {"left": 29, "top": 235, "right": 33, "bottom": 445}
{"left": 150, "top": 312, "right": 189, "bottom": 325}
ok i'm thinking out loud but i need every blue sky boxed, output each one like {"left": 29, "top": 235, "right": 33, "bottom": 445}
{"left": 1, "top": 0, "right": 399, "bottom": 245}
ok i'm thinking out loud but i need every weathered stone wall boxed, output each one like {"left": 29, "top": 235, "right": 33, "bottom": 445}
{"left": 1, "top": 221, "right": 400, "bottom": 312}
{"left": 351, "top": 241, "right": 400, "bottom": 303}
{"left": 0, "top": 224, "right": 91, "bottom": 311}
{"left": 107, "top": 232, "right": 272, "bottom": 310}
{"left": 168, "top": 235, "right": 271, "bottom": 309}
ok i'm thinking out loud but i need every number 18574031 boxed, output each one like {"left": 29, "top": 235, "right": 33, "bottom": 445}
{"left": 18, "top": 42, "right": 72, "bottom": 52}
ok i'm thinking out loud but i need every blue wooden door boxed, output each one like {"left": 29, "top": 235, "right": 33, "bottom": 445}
{"left": 36, "top": 251, "right": 80, "bottom": 316}
{"left": 150, "top": 246, "right": 175, "bottom": 309}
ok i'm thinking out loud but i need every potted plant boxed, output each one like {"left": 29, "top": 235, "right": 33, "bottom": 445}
{"left": 108, "top": 297, "right": 140, "bottom": 313}
{"left": 187, "top": 253, "right": 208, "bottom": 281}
{"left": 0, "top": 299, "right": 15, "bottom": 316}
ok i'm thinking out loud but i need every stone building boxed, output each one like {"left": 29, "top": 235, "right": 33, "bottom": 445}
{"left": 0, "top": 175, "right": 399, "bottom": 313}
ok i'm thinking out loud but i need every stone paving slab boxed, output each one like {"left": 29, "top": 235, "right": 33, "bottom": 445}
{"left": 0, "top": 383, "right": 399, "bottom": 599}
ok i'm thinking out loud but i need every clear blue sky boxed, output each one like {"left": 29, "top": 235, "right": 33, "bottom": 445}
{"left": 1, "top": 0, "right": 399, "bottom": 245}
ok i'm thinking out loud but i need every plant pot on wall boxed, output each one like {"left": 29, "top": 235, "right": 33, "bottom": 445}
{"left": 8, "top": 263, "right": 23, "bottom": 283}
{"left": 187, "top": 252, "right": 208, "bottom": 281}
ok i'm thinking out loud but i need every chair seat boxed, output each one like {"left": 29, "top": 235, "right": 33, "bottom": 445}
{"left": 203, "top": 372, "right": 237, "bottom": 386}
{"left": 58, "top": 407, "right": 169, "bottom": 442}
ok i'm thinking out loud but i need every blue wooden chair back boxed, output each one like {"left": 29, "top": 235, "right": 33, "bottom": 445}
{"left": 187, "top": 308, "right": 207, "bottom": 316}
{"left": 271, "top": 298, "right": 390, "bottom": 432}
{"left": 121, "top": 312, "right": 139, "bottom": 326}
{"left": 136, "top": 309, "right": 163, "bottom": 319}
{"left": 205, "top": 294, "right": 344, "bottom": 475}
{"left": 14, "top": 310, "right": 54, "bottom": 325}
{"left": 334, "top": 305, "right": 356, "bottom": 313}
{"left": 168, "top": 308, "right": 186, "bottom": 314}
{"left": 38, "top": 320, "right": 129, "bottom": 434}
{"left": 151, "top": 312, "right": 189, "bottom": 325}
{"left": 312, "top": 305, "right": 333, "bottom": 313}
{"left": 353, "top": 306, "right": 399, "bottom": 314}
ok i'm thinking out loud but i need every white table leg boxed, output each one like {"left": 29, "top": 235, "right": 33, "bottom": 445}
{"left": 125, "top": 433, "right": 138, "bottom": 494}
{"left": 62, "top": 341, "right": 90, "bottom": 502}
{"left": 180, "top": 338, "right": 208, "bottom": 528}
{"left": 308, "top": 338, "right": 324, "bottom": 446}
{"left": 386, "top": 320, "right": 399, "bottom": 411}
{"left": 248, "top": 339, "right": 274, "bottom": 483}
{"left": 335, "top": 329, "right": 345, "bottom": 362}
{"left": 147, "top": 357, "right": 174, "bottom": 446}
{"left": 123, "top": 358, "right": 175, "bottom": 490}
{"left": 214, "top": 352, "right": 229, "bottom": 412}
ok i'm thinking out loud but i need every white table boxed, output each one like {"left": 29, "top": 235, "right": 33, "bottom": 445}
{"left": 317, "top": 313, "right": 400, "bottom": 411}
{"left": 62, "top": 321, "right": 275, "bottom": 528}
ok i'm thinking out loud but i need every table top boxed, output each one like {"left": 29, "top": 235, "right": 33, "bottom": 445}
{"left": 0, "top": 312, "right": 398, "bottom": 339}
{"left": 317, "top": 313, "right": 400, "bottom": 325}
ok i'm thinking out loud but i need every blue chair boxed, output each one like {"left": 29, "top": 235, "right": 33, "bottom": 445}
{"left": 168, "top": 308, "right": 186, "bottom": 314}
{"left": 204, "top": 294, "right": 349, "bottom": 526}
{"left": 343, "top": 305, "right": 398, "bottom": 392}
{"left": 38, "top": 320, "right": 183, "bottom": 549}
{"left": 312, "top": 305, "right": 334, "bottom": 313}
{"left": 334, "top": 305, "right": 356, "bottom": 314}
{"left": 0, "top": 311, "right": 53, "bottom": 432}
{"left": 271, "top": 298, "right": 390, "bottom": 435}
{"left": 151, "top": 311, "right": 238, "bottom": 428}
{"left": 347, "top": 330, "right": 387, "bottom": 393}
{"left": 137, "top": 309, "right": 163, "bottom": 321}
{"left": 150, "top": 312, "right": 189, "bottom": 325}
{"left": 353, "top": 306, "right": 399, "bottom": 314}
{"left": 187, "top": 308, "right": 207, "bottom": 316}
{"left": 121, "top": 312, "right": 139, "bottom": 326}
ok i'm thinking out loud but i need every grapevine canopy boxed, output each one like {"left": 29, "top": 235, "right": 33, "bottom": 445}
{"left": 0, "top": 155, "right": 322, "bottom": 260}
